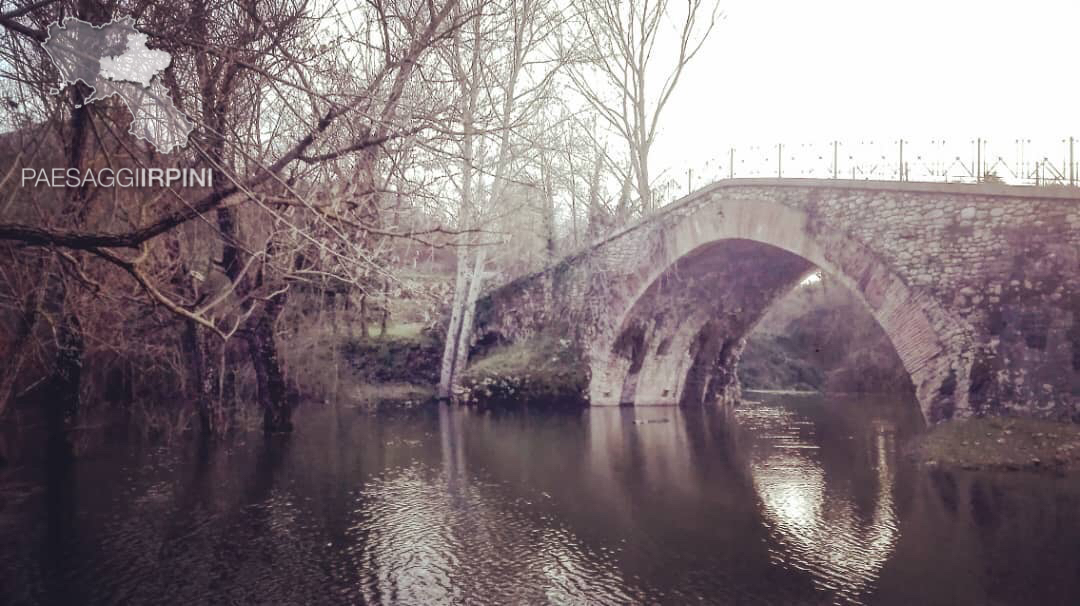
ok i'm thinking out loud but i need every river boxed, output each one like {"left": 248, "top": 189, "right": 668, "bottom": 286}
{"left": 2, "top": 393, "right": 1079, "bottom": 605}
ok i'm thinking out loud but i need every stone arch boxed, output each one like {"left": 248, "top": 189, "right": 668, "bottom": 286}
{"left": 587, "top": 197, "right": 966, "bottom": 423}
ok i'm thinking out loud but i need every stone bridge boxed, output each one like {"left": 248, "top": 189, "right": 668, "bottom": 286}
{"left": 471, "top": 179, "right": 1080, "bottom": 423}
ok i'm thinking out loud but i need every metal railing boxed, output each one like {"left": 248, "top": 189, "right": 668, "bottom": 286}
{"left": 675, "top": 137, "right": 1078, "bottom": 194}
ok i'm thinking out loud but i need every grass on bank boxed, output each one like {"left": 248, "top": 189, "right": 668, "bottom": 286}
{"left": 908, "top": 416, "right": 1080, "bottom": 472}
{"left": 361, "top": 322, "right": 426, "bottom": 340}
{"left": 348, "top": 382, "right": 435, "bottom": 409}
{"left": 458, "top": 336, "right": 588, "bottom": 407}
{"left": 462, "top": 337, "right": 575, "bottom": 382}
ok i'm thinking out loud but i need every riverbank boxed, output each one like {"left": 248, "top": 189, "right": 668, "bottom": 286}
{"left": 341, "top": 323, "right": 440, "bottom": 410}
{"left": 347, "top": 382, "right": 435, "bottom": 410}
{"left": 907, "top": 416, "right": 1080, "bottom": 473}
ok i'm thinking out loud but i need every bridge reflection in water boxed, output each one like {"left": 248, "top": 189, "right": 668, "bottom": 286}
{"left": 574, "top": 395, "right": 912, "bottom": 604}
{"left": 737, "top": 401, "right": 900, "bottom": 603}
{"left": 4, "top": 395, "right": 1080, "bottom": 605}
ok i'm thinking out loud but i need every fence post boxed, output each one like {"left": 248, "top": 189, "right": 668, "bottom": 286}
{"left": 777, "top": 143, "right": 782, "bottom": 178}
{"left": 976, "top": 137, "right": 982, "bottom": 183}
{"left": 729, "top": 148, "right": 734, "bottom": 179}
{"left": 1070, "top": 136, "right": 1075, "bottom": 186}
{"left": 833, "top": 141, "right": 838, "bottom": 179}
{"left": 899, "top": 139, "right": 904, "bottom": 181}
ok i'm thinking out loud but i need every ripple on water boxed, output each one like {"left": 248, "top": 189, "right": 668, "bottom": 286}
{"left": 342, "top": 462, "right": 638, "bottom": 605}
{"left": 4, "top": 398, "right": 1079, "bottom": 605}
{"left": 736, "top": 400, "right": 900, "bottom": 605}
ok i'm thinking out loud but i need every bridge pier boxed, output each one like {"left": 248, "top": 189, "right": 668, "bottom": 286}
{"left": 677, "top": 326, "right": 745, "bottom": 407}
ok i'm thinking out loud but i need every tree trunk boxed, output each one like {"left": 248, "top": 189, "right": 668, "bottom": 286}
{"left": 220, "top": 341, "right": 242, "bottom": 429}
{"left": 438, "top": 39, "right": 478, "bottom": 399}
{"left": 0, "top": 285, "right": 41, "bottom": 418}
{"left": 634, "top": 144, "right": 652, "bottom": 214}
{"left": 540, "top": 148, "right": 557, "bottom": 260}
{"left": 359, "top": 293, "right": 370, "bottom": 338}
{"left": 587, "top": 153, "right": 605, "bottom": 240}
{"left": 379, "top": 279, "right": 390, "bottom": 337}
{"left": 448, "top": 247, "right": 487, "bottom": 394}
{"left": 182, "top": 320, "right": 219, "bottom": 434}
{"left": 325, "top": 291, "right": 337, "bottom": 338}
{"left": 566, "top": 145, "right": 579, "bottom": 248}
{"left": 615, "top": 172, "right": 632, "bottom": 225}
{"left": 438, "top": 246, "right": 472, "bottom": 399}
{"left": 246, "top": 291, "right": 292, "bottom": 433}
{"left": 438, "top": 8, "right": 518, "bottom": 399}
{"left": 50, "top": 312, "right": 83, "bottom": 426}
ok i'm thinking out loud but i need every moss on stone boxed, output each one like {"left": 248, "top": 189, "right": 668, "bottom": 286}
{"left": 907, "top": 416, "right": 1080, "bottom": 472}
{"left": 458, "top": 335, "right": 588, "bottom": 409}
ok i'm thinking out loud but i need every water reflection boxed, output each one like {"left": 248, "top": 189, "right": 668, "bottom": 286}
{"left": 3, "top": 395, "right": 1080, "bottom": 605}
{"left": 738, "top": 399, "right": 900, "bottom": 603}
{"left": 338, "top": 406, "right": 637, "bottom": 605}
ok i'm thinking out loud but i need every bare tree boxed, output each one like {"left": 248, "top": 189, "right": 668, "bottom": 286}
{"left": 436, "top": 0, "right": 566, "bottom": 398}
{"left": 567, "top": 0, "right": 720, "bottom": 214}
{"left": 0, "top": 0, "right": 467, "bottom": 433}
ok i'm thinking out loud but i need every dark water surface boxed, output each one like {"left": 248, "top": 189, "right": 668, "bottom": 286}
{"left": 3, "top": 394, "right": 1080, "bottom": 605}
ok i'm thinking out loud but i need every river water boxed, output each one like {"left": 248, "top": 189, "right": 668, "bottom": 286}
{"left": 2, "top": 393, "right": 1080, "bottom": 605}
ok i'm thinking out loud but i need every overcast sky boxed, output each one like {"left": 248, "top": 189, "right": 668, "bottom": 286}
{"left": 652, "top": 0, "right": 1079, "bottom": 178}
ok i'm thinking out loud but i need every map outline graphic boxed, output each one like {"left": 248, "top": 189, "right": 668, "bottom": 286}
{"left": 41, "top": 16, "right": 194, "bottom": 154}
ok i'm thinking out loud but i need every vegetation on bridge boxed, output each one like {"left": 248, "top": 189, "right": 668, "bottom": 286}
{"left": 456, "top": 335, "right": 588, "bottom": 410}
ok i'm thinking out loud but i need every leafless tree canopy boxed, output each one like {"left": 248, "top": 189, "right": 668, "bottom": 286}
{"left": 0, "top": 0, "right": 721, "bottom": 434}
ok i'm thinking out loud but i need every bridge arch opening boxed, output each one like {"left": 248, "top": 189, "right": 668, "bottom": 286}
{"left": 588, "top": 198, "right": 953, "bottom": 422}
{"left": 606, "top": 237, "right": 918, "bottom": 409}
{"left": 739, "top": 270, "right": 917, "bottom": 398}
